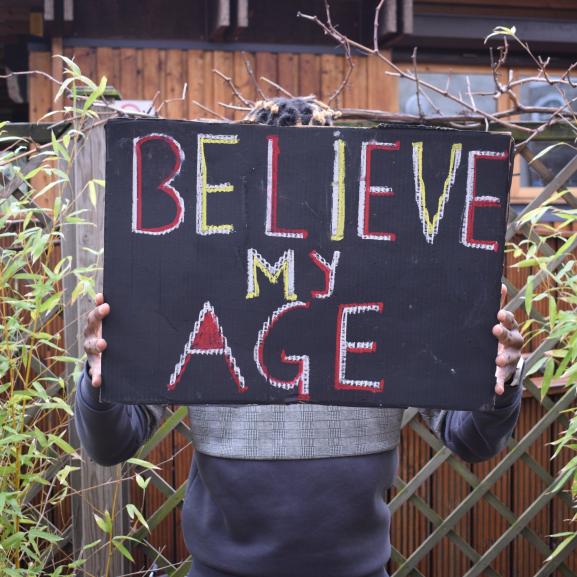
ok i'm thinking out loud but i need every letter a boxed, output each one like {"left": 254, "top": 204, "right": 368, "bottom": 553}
{"left": 168, "top": 302, "right": 247, "bottom": 393}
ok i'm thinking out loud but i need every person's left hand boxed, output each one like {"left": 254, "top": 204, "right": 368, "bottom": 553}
{"left": 492, "top": 284, "right": 523, "bottom": 395}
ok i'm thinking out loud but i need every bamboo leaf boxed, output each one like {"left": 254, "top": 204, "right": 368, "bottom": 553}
{"left": 112, "top": 538, "right": 135, "bottom": 563}
{"left": 127, "top": 457, "right": 160, "bottom": 470}
{"left": 93, "top": 512, "right": 112, "bottom": 534}
{"left": 524, "top": 275, "right": 534, "bottom": 316}
{"left": 83, "top": 75, "right": 108, "bottom": 111}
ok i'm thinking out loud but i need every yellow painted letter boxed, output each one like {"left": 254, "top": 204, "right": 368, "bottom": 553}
{"left": 196, "top": 133, "right": 239, "bottom": 235}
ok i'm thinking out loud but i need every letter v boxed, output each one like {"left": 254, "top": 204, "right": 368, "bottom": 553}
{"left": 412, "top": 141, "right": 462, "bottom": 244}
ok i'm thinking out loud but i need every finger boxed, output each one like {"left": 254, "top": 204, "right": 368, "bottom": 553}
{"left": 500, "top": 284, "right": 507, "bottom": 309}
{"left": 95, "top": 292, "right": 104, "bottom": 306}
{"left": 497, "top": 309, "right": 518, "bottom": 331}
{"left": 492, "top": 324, "right": 510, "bottom": 343}
{"left": 496, "top": 349, "right": 521, "bottom": 368}
{"left": 84, "top": 337, "right": 107, "bottom": 355}
{"left": 84, "top": 304, "right": 111, "bottom": 336}
{"left": 508, "top": 331, "right": 524, "bottom": 350}
{"left": 492, "top": 325, "right": 523, "bottom": 349}
{"left": 91, "top": 371, "right": 102, "bottom": 388}
{"left": 495, "top": 366, "right": 505, "bottom": 395}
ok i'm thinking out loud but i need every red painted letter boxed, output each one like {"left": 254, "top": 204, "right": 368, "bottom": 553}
{"left": 265, "top": 135, "right": 308, "bottom": 239}
{"left": 133, "top": 133, "right": 185, "bottom": 235}
{"left": 309, "top": 250, "right": 341, "bottom": 299}
{"left": 357, "top": 141, "right": 399, "bottom": 241}
{"left": 168, "top": 302, "right": 246, "bottom": 393}
{"left": 254, "top": 301, "right": 311, "bottom": 400}
{"left": 461, "top": 150, "right": 508, "bottom": 252}
{"left": 335, "top": 302, "right": 384, "bottom": 392}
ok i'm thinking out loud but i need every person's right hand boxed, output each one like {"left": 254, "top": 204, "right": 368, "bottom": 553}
{"left": 83, "top": 292, "right": 110, "bottom": 387}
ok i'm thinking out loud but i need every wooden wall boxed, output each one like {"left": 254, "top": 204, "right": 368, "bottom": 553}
{"left": 28, "top": 45, "right": 577, "bottom": 577}
{"left": 29, "top": 45, "right": 396, "bottom": 123}
{"left": 29, "top": 45, "right": 397, "bottom": 210}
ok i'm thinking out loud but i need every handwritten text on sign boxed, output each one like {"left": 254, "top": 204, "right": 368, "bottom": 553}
{"left": 102, "top": 120, "right": 513, "bottom": 409}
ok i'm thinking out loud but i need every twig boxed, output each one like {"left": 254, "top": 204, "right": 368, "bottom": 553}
{"left": 157, "top": 83, "right": 188, "bottom": 116}
{"left": 412, "top": 48, "right": 424, "bottom": 119}
{"left": 191, "top": 100, "right": 227, "bottom": 120}
{"left": 147, "top": 91, "right": 160, "bottom": 114}
{"left": 260, "top": 76, "right": 294, "bottom": 98}
{"left": 218, "top": 101, "right": 252, "bottom": 112}
{"left": 213, "top": 68, "right": 253, "bottom": 106}
{"left": 373, "top": 0, "right": 386, "bottom": 52}
{"left": 328, "top": 39, "right": 355, "bottom": 105}
{"left": 420, "top": 87, "right": 442, "bottom": 116}
{"left": 241, "top": 52, "right": 266, "bottom": 100}
{"left": 0, "top": 69, "right": 62, "bottom": 86}
{"left": 465, "top": 75, "right": 477, "bottom": 110}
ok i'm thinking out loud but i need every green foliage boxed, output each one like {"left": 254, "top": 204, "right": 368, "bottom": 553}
{"left": 511, "top": 188, "right": 577, "bottom": 558}
{"left": 0, "top": 60, "right": 150, "bottom": 576}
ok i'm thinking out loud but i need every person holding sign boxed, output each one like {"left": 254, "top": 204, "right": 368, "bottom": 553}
{"left": 76, "top": 98, "right": 524, "bottom": 577}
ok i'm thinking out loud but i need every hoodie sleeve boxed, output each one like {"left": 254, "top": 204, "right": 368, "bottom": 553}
{"left": 74, "top": 362, "right": 165, "bottom": 467}
{"left": 419, "top": 358, "right": 524, "bottom": 463}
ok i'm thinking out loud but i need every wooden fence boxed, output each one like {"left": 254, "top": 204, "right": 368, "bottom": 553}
{"left": 22, "top": 44, "right": 577, "bottom": 576}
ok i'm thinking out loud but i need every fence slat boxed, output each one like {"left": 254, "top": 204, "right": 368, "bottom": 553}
{"left": 62, "top": 125, "right": 128, "bottom": 577}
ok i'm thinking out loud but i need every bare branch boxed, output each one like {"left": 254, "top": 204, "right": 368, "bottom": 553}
{"left": 411, "top": 48, "right": 424, "bottom": 119}
{"left": 373, "top": 0, "right": 386, "bottom": 53}
{"left": 157, "top": 83, "right": 188, "bottom": 116}
{"left": 147, "top": 91, "right": 160, "bottom": 114}
{"left": 218, "top": 102, "right": 252, "bottom": 112}
{"left": 241, "top": 52, "right": 267, "bottom": 100}
{"left": 465, "top": 75, "right": 477, "bottom": 111}
{"left": 0, "top": 69, "right": 62, "bottom": 86}
{"left": 260, "top": 76, "right": 294, "bottom": 98}
{"left": 213, "top": 68, "right": 253, "bottom": 106}
{"left": 191, "top": 100, "right": 227, "bottom": 120}
{"left": 328, "top": 40, "right": 355, "bottom": 105}
{"left": 297, "top": 1, "right": 576, "bottom": 136}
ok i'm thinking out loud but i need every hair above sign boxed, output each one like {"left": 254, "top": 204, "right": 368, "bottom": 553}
{"left": 102, "top": 119, "right": 514, "bottom": 410}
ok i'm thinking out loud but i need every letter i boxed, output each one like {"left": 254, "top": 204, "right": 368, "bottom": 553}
{"left": 331, "top": 136, "right": 346, "bottom": 241}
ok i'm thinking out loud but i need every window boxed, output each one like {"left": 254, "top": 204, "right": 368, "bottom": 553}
{"left": 518, "top": 79, "right": 577, "bottom": 188}
{"left": 398, "top": 72, "right": 497, "bottom": 117}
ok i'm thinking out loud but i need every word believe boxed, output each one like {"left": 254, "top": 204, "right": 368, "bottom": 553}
{"left": 132, "top": 131, "right": 508, "bottom": 252}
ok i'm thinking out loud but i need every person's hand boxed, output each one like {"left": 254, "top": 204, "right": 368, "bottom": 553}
{"left": 492, "top": 284, "right": 523, "bottom": 395}
{"left": 83, "top": 292, "right": 110, "bottom": 387}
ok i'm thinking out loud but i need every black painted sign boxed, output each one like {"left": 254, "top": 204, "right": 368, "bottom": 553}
{"left": 102, "top": 119, "right": 514, "bottom": 409}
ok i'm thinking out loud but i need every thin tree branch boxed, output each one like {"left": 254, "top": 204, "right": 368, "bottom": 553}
{"left": 191, "top": 100, "right": 227, "bottom": 120}
{"left": 212, "top": 68, "right": 253, "bottom": 106}
{"left": 260, "top": 76, "right": 294, "bottom": 98}
{"left": 241, "top": 52, "right": 266, "bottom": 100}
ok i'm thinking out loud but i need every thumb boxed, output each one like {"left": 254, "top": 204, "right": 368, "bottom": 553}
{"left": 495, "top": 366, "right": 505, "bottom": 396}
{"left": 500, "top": 283, "right": 507, "bottom": 309}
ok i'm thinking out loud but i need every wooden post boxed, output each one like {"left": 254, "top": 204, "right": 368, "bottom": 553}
{"left": 62, "top": 125, "right": 128, "bottom": 576}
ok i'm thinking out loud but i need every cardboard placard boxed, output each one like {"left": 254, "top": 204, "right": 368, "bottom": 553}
{"left": 102, "top": 118, "right": 513, "bottom": 409}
